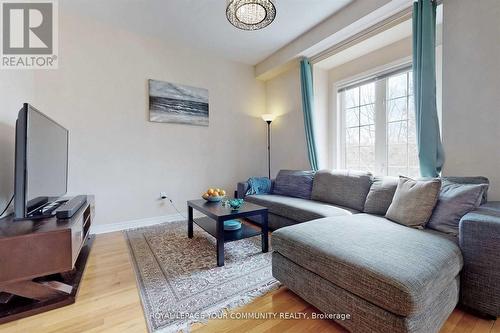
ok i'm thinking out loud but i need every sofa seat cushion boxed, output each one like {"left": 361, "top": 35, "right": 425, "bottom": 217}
{"left": 272, "top": 214, "right": 463, "bottom": 316}
{"left": 245, "top": 194, "right": 357, "bottom": 223}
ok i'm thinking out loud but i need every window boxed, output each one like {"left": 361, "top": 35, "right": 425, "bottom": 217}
{"left": 344, "top": 83, "right": 376, "bottom": 171}
{"left": 339, "top": 68, "right": 419, "bottom": 177}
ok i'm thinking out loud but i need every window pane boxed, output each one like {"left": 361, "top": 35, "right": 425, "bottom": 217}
{"left": 345, "top": 87, "right": 359, "bottom": 108}
{"left": 388, "top": 167, "right": 408, "bottom": 177}
{"left": 360, "top": 83, "right": 375, "bottom": 105}
{"left": 345, "top": 107, "right": 359, "bottom": 127}
{"left": 360, "top": 125, "right": 375, "bottom": 145}
{"left": 388, "top": 144, "right": 408, "bottom": 167}
{"left": 408, "top": 144, "right": 419, "bottom": 167}
{"left": 387, "top": 97, "right": 407, "bottom": 122}
{"left": 388, "top": 73, "right": 407, "bottom": 99}
{"left": 388, "top": 121, "right": 408, "bottom": 144}
{"left": 408, "top": 116, "right": 417, "bottom": 144}
{"left": 346, "top": 127, "right": 359, "bottom": 145}
{"left": 359, "top": 146, "right": 375, "bottom": 170}
{"left": 408, "top": 71, "right": 413, "bottom": 96}
{"left": 408, "top": 95, "right": 415, "bottom": 117}
{"left": 346, "top": 147, "right": 359, "bottom": 169}
{"left": 360, "top": 104, "right": 375, "bottom": 125}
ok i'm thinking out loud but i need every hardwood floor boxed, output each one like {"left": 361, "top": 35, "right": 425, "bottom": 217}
{"left": 1, "top": 232, "right": 497, "bottom": 333}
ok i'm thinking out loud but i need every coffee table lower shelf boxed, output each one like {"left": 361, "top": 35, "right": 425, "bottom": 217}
{"left": 194, "top": 217, "right": 260, "bottom": 242}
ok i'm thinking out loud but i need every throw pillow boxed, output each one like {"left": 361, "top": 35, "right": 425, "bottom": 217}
{"left": 272, "top": 170, "right": 315, "bottom": 200}
{"left": 442, "top": 176, "right": 489, "bottom": 204}
{"left": 385, "top": 176, "right": 441, "bottom": 229}
{"left": 426, "top": 180, "right": 488, "bottom": 235}
{"left": 363, "top": 176, "right": 399, "bottom": 215}
{"left": 245, "top": 177, "right": 272, "bottom": 195}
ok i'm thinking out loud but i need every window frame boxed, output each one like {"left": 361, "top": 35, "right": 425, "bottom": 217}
{"left": 337, "top": 59, "right": 416, "bottom": 176}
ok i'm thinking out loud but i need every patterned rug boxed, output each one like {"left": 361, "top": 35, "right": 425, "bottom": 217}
{"left": 124, "top": 220, "right": 280, "bottom": 333}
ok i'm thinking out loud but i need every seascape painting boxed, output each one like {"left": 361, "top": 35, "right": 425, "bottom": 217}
{"left": 149, "top": 79, "right": 209, "bottom": 126}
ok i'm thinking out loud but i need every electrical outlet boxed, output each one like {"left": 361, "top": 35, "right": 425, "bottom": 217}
{"left": 160, "top": 192, "right": 167, "bottom": 199}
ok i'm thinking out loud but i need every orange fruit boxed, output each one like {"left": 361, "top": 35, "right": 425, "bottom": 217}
{"left": 202, "top": 193, "right": 209, "bottom": 200}
{"left": 207, "top": 189, "right": 215, "bottom": 195}
{"left": 219, "top": 190, "right": 226, "bottom": 196}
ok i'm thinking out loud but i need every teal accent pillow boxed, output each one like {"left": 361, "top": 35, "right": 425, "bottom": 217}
{"left": 426, "top": 180, "right": 488, "bottom": 236}
{"left": 245, "top": 177, "right": 272, "bottom": 195}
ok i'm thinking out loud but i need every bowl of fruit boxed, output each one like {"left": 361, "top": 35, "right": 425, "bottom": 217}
{"left": 202, "top": 188, "right": 226, "bottom": 202}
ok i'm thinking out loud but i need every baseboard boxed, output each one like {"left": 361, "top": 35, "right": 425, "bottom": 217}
{"left": 91, "top": 213, "right": 185, "bottom": 234}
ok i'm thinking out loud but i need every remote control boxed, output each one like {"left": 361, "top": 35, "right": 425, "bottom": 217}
{"left": 55, "top": 195, "right": 87, "bottom": 219}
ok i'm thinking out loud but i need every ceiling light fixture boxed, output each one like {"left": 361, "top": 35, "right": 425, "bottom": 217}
{"left": 226, "top": 0, "right": 276, "bottom": 31}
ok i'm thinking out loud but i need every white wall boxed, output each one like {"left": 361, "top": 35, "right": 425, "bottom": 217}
{"left": 265, "top": 64, "right": 310, "bottom": 177}
{"left": 313, "top": 66, "right": 330, "bottom": 169}
{"left": 0, "top": 13, "right": 266, "bottom": 225}
{"left": 442, "top": 0, "right": 500, "bottom": 200}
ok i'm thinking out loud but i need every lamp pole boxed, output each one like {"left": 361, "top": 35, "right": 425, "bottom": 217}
{"left": 261, "top": 114, "right": 275, "bottom": 179}
{"left": 266, "top": 120, "right": 272, "bottom": 179}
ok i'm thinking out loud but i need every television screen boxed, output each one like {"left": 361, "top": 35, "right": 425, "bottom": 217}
{"left": 14, "top": 104, "right": 68, "bottom": 218}
{"left": 26, "top": 109, "right": 68, "bottom": 203}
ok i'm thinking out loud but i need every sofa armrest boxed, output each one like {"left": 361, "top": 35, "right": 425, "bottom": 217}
{"left": 236, "top": 181, "right": 249, "bottom": 199}
{"left": 459, "top": 201, "right": 500, "bottom": 317}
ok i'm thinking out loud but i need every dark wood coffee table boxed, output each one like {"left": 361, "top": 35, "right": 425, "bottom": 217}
{"left": 187, "top": 199, "right": 268, "bottom": 267}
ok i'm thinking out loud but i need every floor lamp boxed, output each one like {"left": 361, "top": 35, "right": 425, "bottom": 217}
{"left": 261, "top": 114, "right": 276, "bottom": 179}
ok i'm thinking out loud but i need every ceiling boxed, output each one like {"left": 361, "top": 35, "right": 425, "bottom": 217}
{"left": 61, "top": 0, "right": 353, "bottom": 65}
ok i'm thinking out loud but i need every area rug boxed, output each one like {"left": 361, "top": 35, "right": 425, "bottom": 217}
{"left": 124, "top": 220, "right": 280, "bottom": 333}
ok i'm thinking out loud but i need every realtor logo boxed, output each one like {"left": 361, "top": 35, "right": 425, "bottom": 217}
{"left": 1, "top": 0, "right": 58, "bottom": 69}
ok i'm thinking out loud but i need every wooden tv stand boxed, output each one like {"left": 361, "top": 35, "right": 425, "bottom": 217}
{"left": 0, "top": 195, "right": 95, "bottom": 324}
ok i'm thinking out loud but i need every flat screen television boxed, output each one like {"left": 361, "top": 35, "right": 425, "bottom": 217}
{"left": 14, "top": 103, "right": 69, "bottom": 219}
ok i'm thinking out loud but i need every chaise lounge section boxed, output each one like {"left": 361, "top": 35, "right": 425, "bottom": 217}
{"left": 272, "top": 215, "right": 461, "bottom": 333}
{"left": 237, "top": 169, "right": 500, "bottom": 332}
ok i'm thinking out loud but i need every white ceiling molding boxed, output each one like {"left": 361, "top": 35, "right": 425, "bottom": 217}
{"left": 255, "top": 0, "right": 414, "bottom": 81}
{"left": 311, "top": 7, "right": 412, "bottom": 65}
{"left": 314, "top": 22, "right": 412, "bottom": 70}
{"left": 314, "top": 3, "right": 442, "bottom": 71}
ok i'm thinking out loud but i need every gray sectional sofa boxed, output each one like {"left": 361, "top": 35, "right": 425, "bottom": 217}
{"left": 237, "top": 170, "right": 500, "bottom": 333}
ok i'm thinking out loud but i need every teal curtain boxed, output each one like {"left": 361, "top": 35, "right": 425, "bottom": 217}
{"left": 413, "top": 0, "right": 444, "bottom": 177}
{"left": 299, "top": 58, "right": 319, "bottom": 171}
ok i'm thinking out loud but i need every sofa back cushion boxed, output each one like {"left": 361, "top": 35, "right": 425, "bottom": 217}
{"left": 272, "top": 170, "right": 315, "bottom": 199}
{"left": 311, "top": 170, "right": 372, "bottom": 211}
{"left": 442, "top": 176, "right": 489, "bottom": 204}
{"left": 426, "top": 180, "right": 488, "bottom": 236}
{"left": 385, "top": 176, "right": 441, "bottom": 229}
{"left": 363, "top": 176, "right": 399, "bottom": 215}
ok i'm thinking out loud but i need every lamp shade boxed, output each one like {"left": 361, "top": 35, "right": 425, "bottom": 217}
{"left": 261, "top": 114, "right": 276, "bottom": 122}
